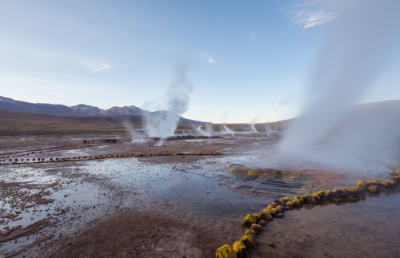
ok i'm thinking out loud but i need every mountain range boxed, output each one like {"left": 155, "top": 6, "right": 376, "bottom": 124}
{"left": 0, "top": 96, "right": 146, "bottom": 116}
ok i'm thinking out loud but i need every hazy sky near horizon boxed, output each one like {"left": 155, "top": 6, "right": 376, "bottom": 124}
{"left": 1, "top": 0, "right": 399, "bottom": 123}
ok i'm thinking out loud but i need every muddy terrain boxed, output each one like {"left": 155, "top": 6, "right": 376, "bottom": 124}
{"left": 0, "top": 132, "right": 399, "bottom": 257}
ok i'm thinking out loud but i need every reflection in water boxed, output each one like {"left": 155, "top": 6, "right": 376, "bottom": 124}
{"left": 252, "top": 189, "right": 400, "bottom": 258}
{"left": 1, "top": 155, "right": 399, "bottom": 257}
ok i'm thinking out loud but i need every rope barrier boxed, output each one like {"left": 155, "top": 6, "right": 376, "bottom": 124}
{"left": 0, "top": 152, "right": 232, "bottom": 165}
{"left": 0, "top": 143, "right": 119, "bottom": 159}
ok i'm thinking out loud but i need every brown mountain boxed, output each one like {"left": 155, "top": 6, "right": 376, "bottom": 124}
{"left": 0, "top": 96, "right": 206, "bottom": 135}
{"left": 0, "top": 96, "right": 146, "bottom": 116}
{"left": 0, "top": 96, "right": 85, "bottom": 116}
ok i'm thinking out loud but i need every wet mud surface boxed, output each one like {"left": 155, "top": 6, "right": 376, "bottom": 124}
{"left": 252, "top": 190, "right": 400, "bottom": 258}
{"left": 47, "top": 209, "right": 232, "bottom": 258}
{"left": 0, "top": 133, "right": 399, "bottom": 257}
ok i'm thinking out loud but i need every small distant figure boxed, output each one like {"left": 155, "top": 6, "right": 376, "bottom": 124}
{"left": 113, "top": 139, "right": 116, "bottom": 143}
{"left": 83, "top": 140, "right": 86, "bottom": 145}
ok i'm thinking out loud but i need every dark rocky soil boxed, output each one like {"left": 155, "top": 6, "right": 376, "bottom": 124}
{"left": 47, "top": 209, "right": 228, "bottom": 258}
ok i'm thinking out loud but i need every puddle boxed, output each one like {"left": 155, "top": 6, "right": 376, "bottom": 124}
{"left": 252, "top": 190, "right": 400, "bottom": 258}
{"left": 0, "top": 158, "right": 272, "bottom": 256}
{"left": 0, "top": 136, "right": 399, "bottom": 257}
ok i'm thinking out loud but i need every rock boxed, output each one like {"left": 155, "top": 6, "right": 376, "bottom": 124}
{"left": 382, "top": 179, "right": 396, "bottom": 188}
{"left": 258, "top": 220, "right": 266, "bottom": 227}
{"left": 390, "top": 176, "right": 400, "bottom": 184}
{"left": 303, "top": 194, "right": 317, "bottom": 204}
{"left": 367, "top": 185, "right": 380, "bottom": 193}
{"left": 317, "top": 191, "right": 326, "bottom": 199}
{"left": 259, "top": 209, "right": 273, "bottom": 221}
{"left": 233, "top": 241, "right": 247, "bottom": 258}
{"left": 324, "top": 190, "right": 333, "bottom": 200}
{"left": 268, "top": 241, "right": 275, "bottom": 247}
{"left": 216, "top": 244, "right": 236, "bottom": 258}
{"left": 293, "top": 200, "right": 301, "bottom": 207}
{"left": 311, "top": 193, "right": 321, "bottom": 202}
{"left": 275, "top": 205, "right": 284, "bottom": 214}
{"left": 245, "top": 229, "right": 256, "bottom": 237}
{"left": 252, "top": 213, "right": 260, "bottom": 222}
{"left": 240, "top": 235, "right": 255, "bottom": 248}
{"left": 241, "top": 214, "right": 257, "bottom": 227}
{"left": 356, "top": 180, "right": 367, "bottom": 189}
{"left": 241, "top": 219, "right": 250, "bottom": 227}
{"left": 333, "top": 188, "right": 349, "bottom": 199}
{"left": 273, "top": 199, "right": 282, "bottom": 205}
{"left": 285, "top": 201, "right": 293, "bottom": 209}
{"left": 251, "top": 223, "right": 263, "bottom": 235}
{"left": 293, "top": 195, "right": 304, "bottom": 204}
{"left": 282, "top": 197, "right": 291, "bottom": 204}
{"left": 367, "top": 179, "right": 381, "bottom": 186}
{"left": 346, "top": 186, "right": 364, "bottom": 197}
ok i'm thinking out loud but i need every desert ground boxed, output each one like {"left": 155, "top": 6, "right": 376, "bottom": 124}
{"left": 0, "top": 132, "right": 400, "bottom": 258}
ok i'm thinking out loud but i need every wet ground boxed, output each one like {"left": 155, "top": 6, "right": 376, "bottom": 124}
{"left": 253, "top": 190, "right": 400, "bottom": 258}
{"left": 0, "top": 133, "right": 399, "bottom": 257}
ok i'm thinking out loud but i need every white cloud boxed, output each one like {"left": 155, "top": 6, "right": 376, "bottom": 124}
{"left": 293, "top": 10, "right": 335, "bottom": 28}
{"left": 82, "top": 61, "right": 111, "bottom": 71}
{"left": 200, "top": 53, "right": 216, "bottom": 64}
{"left": 289, "top": 0, "right": 336, "bottom": 29}
{"left": 251, "top": 34, "right": 256, "bottom": 40}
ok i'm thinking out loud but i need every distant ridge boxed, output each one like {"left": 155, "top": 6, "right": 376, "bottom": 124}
{"left": 0, "top": 96, "right": 145, "bottom": 116}
{"left": 0, "top": 95, "right": 205, "bottom": 124}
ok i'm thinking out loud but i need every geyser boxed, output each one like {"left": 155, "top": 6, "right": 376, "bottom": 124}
{"left": 143, "top": 63, "right": 193, "bottom": 145}
{"left": 279, "top": 0, "right": 400, "bottom": 168}
{"left": 197, "top": 124, "right": 213, "bottom": 137}
{"left": 221, "top": 123, "right": 234, "bottom": 136}
{"left": 249, "top": 115, "right": 260, "bottom": 133}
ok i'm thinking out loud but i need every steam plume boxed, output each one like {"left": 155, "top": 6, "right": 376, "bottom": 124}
{"left": 197, "top": 124, "right": 213, "bottom": 137}
{"left": 122, "top": 120, "right": 145, "bottom": 142}
{"left": 279, "top": 0, "right": 400, "bottom": 167}
{"left": 249, "top": 115, "right": 260, "bottom": 133}
{"left": 143, "top": 63, "right": 193, "bottom": 145}
{"left": 220, "top": 112, "right": 235, "bottom": 136}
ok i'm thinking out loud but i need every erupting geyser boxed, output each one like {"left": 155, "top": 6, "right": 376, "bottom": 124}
{"left": 279, "top": 0, "right": 400, "bottom": 169}
{"left": 143, "top": 63, "right": 193, "bottom": 145}
{"left": 197, "top": 124, "right": 213, "bottom": 137}
{"left": 249, "top": 115, "right": 260, "bottom": 133}
{"left": 221, "top": 123, "right": 234, "bottom": 136}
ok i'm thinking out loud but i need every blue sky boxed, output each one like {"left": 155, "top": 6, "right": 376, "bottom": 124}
{"left": 0, "top": 0, "right": 399, "bottom": 123}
